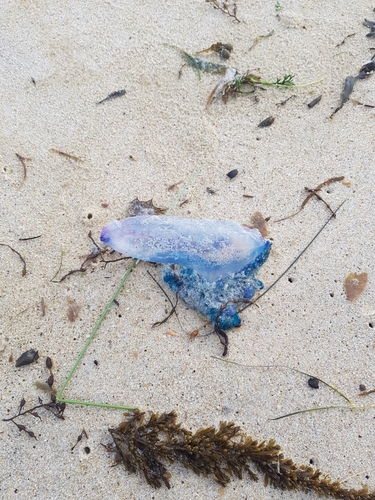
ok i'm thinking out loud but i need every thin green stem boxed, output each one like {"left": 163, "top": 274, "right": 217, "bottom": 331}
{"left": 57, "top": 399, "right": 135, "bottom": 410}
{"left": 56, "top": 260, "right": 137, "bottom": 402}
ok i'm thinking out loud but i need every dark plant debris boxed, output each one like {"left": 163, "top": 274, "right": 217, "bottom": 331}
{"left": 258, "top": 116, "right": 275, "bottom": 128}
{"left": 331, "top": 54, "right": 375, "bottom": 116}
{"left": 344, "top": 272, "right": 368, "bottom": 302}
{"left": 364, "top": 19, "right": 375, "bottom": 38}
{"left": 50, "top": 148, "right": 83, "bottom": 162}
{"left": 206, "top": 0, "right": 240, "bottom": 22}
{"left": 4, "top": 357, "right": 65, "bottom": 438}
{"left": 215, "top": 324, "right": 229, "bottom": 356}
{"left": 127, "top": 198, "right": 166, "bottom": 217}
{"left": 41, "top": 298, "right": 46, "bottom": 317}
{"left": 147, "top": 271, "right": 179, "bottom": 328}
{"left": 227, "top": 169, "right": 238, "bottom": 179}
{"left": 71, "top": 429, "right": 88, "bottom": 451}
{"left": 358, "top": 387, "right": 375, "bottom": 397}
{"left": 15, "top": 349, "right": 39, "bottom": 368}
{"left": 276, "top": 94, "right": 295, "bottom": 106}
{"left": 107, "top": 409, "right": 375, "bottom": 497}
{"left": 53, "top": 232, "right": 106, "bottom": 282}
{"left": 197, "top": 42, "right": 233, "bottom": 60}
{"left": 0, "top": 243, "right": 27, "bottom": 276}
{"left": 336, "top": 33, "right": 355, "bottom": 47}
{"left": 96, "top": 89, "right": 126, "bottom": 105}
{"left": 275, "top": 176, "right": 345, "bottom": 222}
{"left": 15, "top": 153, "right": 31, "bottom": 186}
{"left": 19, "top": 235, "right": 42, "bottom": 241}
{"left": 307, "top": 95, "right": 322, "bottom": 108}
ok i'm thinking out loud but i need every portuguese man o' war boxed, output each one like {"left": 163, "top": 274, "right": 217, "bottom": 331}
{"left": 100, "top": 216, "right": 271, "bottom": 331}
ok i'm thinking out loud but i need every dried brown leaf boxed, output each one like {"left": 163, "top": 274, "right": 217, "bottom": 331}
{"left": 344, "top": 272, "right": 368, "bottom": 302}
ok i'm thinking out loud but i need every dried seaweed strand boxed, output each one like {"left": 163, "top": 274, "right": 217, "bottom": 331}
{"left": 108, "top": 409, "right": 374, "bottom": 497}
{"left": 0, "top": 243, "right": 27, "bottom": 276}
{"left": 147, "top": 270, "right": 179, "bottom": 328}
{"left": 15, "top": 153, "right": 31, "bottom": 185}
{"left": 50, "top": 148, "right": 83, "bottom": 162}
{"left": 275, "top": 176, "right": 345, "bottom": 222}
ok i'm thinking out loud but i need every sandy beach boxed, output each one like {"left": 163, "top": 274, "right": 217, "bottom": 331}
{"left": 1, "top": 1, "right": 375, "bottom": 498}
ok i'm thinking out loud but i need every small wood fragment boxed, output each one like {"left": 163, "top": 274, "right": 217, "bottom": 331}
{"left": 50, "top": 148, "right": 83, "bottom": 162}
{"left": 307, "top": 95, "right": 322, "bottom": 108}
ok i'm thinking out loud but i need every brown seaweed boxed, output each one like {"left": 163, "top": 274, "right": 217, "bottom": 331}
{"left": 107, "top": 409, "right": 375, "bottom": 497}
{"left": 0, "top": 243, "right": 27, "bottom": 276}
{"left": 275, "top": 176, "right": 345, "bottom": 222}
{"left": 205, "top": 0, "right": 240, "bottom": 22}
{"left": 15, "top": 153, "right": 31, "bottom": 186}
{"left": 50, "top": 148, "right": 83, "bottom": 162}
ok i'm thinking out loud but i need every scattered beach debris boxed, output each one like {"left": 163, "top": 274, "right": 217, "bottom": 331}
{"left": 307, "top": 95, "right": 322, "bottom": 108}
{"left": 67, "top": 299, "right": 81, "bottom": 323}
{"left": 15, "top": 153, "right": 31, "bottom": 186}
{"left": 107, "top": 408, "right": 374, "bottom": 496}
{"left": 363, "top": 18, "right": 375, "bottom": 38}
{"left": 276, "top": 94, "right": 295, "bottom": 106}
{"left": 4, "top": 357, "right": 64, "bottom": 438}
{"left": 96, "top": 89, "right": 126, "bottom": 105}
{"left": 0, "top": 243, "right": 27, "bottom": 276}
{"left": 344, "top": 272, "right": 368, "bottom": 302}
{"left": 206, "top": 187, "right": 217, "bottom": 194}
{"left": 331, "top": 76, "right": 358, "bottom": 116}
{"left": 226, "top": 169, "right": 238, "bottom": 179}
{"left": 275, "top": 176, "right": 345, "bottom": 222}
{"left": 50, "top": 148, "right": 83, "bottom": 162}
{"left": 71, "top": 429, "right": 88, "bottom": 451}
{"left": 331, "top": 54, "right": 375, "bottom": 116}
{"left": 15, "top": 349, "right": 39, "bottom": 368}
{"left": 127, "top": 198, "right": 166, "bottom": 217}
{"left": 258, "top": 116, "right": 275, "bottom": 127}
{"left": 205, "top": 0, "right": 240, "bottom": 22}
{"left": 197, "top": 42, "right": 233, "bottom": 59}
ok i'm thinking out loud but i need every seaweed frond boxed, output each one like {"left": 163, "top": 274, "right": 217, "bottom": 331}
{"left": 108, "top": 409, "right": 375, "bottom": 498}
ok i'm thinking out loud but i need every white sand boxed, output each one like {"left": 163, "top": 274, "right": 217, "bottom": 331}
{"left": 1, "top": 1, "right": 374, "bottom": 498}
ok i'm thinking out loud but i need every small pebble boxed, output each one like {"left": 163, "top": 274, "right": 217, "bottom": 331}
{"left": 227, "top": 169, "right": 238, "bottom": 179}
{"left": 308, "top": 377, "right": 319, "bottom": 389}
